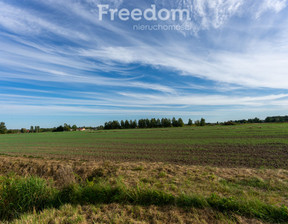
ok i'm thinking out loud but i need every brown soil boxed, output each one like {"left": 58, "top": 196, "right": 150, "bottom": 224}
{"left": 3, "top": 143, "right": 288, "bottom": 169}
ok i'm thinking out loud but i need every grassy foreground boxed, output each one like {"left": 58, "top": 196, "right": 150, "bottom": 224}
{"left": 1, "top": 174, "right": 287, "bottom": 223}
{"left": 0, "top": 156, "right": 288, "bottom": 223}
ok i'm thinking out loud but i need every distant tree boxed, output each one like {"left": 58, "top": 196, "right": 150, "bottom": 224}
{"left": 111, "top": 120, "right": 121, "bottom": 129}
{"left": 20, "top": 128, "right": 27, "bottom": 133}
{"left": 63, "top": 123, "right": 71, "bottom": 131}
{"left": 235, "top": 119, "right": 247, "bottom": 124}
{"left": 7, "top": 129, "right": 18, "bottom": 134}
{"left": 131, "top": 120, "right": 137, "bottom": 128}
{"left": 72, "top": 125, "right": 77, "bottom": 131}
{"left": 172, "top": 117, "right": 178, "bottom": 127}
{"left": 247, "top": 117, "right": 261, "bottom": 123}
{"left": 160, "top": 118, "right": 165, "bottom": 127}
{"left": 102, "top": 117, "right": 192, "bottom": 130}
{"left": 105, "top": 121, "right": 112, "bottom": 129}
{"left": 124, "top": 120, "right": 130, "bottom": 129}
{"left": 195, "top": 120, "right": 200, "bottom": 126}
{"left": 138, "top": 119, "right": 146, "bottom": 128}
{"left": 104, "top": 121, "right": 120, "bottom": 129}
{"left": 150, "top": 118, "right": 157, "bottom": 128}
{"left": 120, "top": 120, "right": 125, "bottom": 129}
{"left": 266, "top": 116, "right": 288, "bottom": 123}
{"left": 30, "top": 126, "right": 34, "bottom": 133}
{"left": 40, "top": 128, "right": 53, "bottom": 132}
{"left": 188, "top": 119, "right": 193, "bottom": 126}
{"left": 156, "top": 118, "right": 161, "bottom": 128}
{"left": 265, "top": 117, "right": 272, "bottom": 122}
{"left": 53, "top": 125, "right": 64, "bottom": 132}
{"left": 178, "top": 118, "right": 184, "bottom": 127}
{"left": 129, "top": 120, "right": 133, "bottom": 128}
{"left": 253, "top": 117, "right": 261, "bottom": 123}
{"left": 35, "top": 126, "right": 40, "bottom": 133}
{"left": 200, "top": 118, "right": 206, "bottom": 126}
{"left": 97, "top": 125, "right": 104, "bottom": 130}
{"left": 58, "top": 125, "right": 64, "bottom": 132}
{"left": 145, "top": 119, "right": 150, "bottom": 128}
{"left": 223, "top": 121, "right": 236, "bottom": 125}
{"left": 161, "top": 118, "right": 171, "bottom": 127}
{"left": 0, "top": 122, "right": 7, "bottom": 134}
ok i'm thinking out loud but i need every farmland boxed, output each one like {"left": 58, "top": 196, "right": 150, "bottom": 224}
{"left": 1, "top": 123, "right": 288, "bottom": 168}
{"left": 0, "top": 123, "right": 288, "bottom": 223}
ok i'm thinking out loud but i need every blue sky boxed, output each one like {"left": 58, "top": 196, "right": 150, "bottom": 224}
{"left": 1, "top": 0, "right": 288, "bottom": 129}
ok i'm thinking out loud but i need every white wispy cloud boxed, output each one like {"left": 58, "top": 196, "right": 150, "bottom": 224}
{"left": 78, "top": 41, "right": 288, "bottom": 89}
{"left": 2, "top": 0, "right": 287, "bottom": 91}
{"left": 0, "top": 2, "right": 89, "bottom": 40}
{"left": 116, "top": 92, "right": 288, "bottom": 106}
{"left": 154, "top": 0, "right": 244, "bottom": 34}
{"left": 256, "top": 0, "right": 287, "bottom": 18}
{"left": 1, "top": 91, "right": 287, "bottom": 108}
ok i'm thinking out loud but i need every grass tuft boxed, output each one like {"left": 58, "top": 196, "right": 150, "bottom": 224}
{"left": 207, "top": 193, "right": 288, "bottom": 223}
{"left": 0, "top": 175, "right": 56, "bottom": 220}
{"left": 177, "top": 194, "right": 208, "bottom": 208}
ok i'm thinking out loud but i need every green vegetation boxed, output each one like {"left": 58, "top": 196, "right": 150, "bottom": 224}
{"left": 1, "top": 174, "right": 287, "bottom": 223}
{"left": 265, "top": 116, "right": 288, "bottom": 123}
{"left": 0, "top": 123, "right": 288, "bottom": 168}
{"left": 104, "top": 117, "right": 185, "bottom": 129}
{"left": 0, "top": 175, "right": 56, "bottom": 220}
{"left": 0, "top": 122, "right": 7, "bottom": 134}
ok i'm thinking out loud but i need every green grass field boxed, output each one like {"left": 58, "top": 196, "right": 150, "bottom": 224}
{"left": 1, "top": 123, "right": 288, "bottom": 168}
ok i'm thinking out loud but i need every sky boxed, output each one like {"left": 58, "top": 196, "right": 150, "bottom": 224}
{"left": 0, "top": 0, "right": 288, "bottom": 129}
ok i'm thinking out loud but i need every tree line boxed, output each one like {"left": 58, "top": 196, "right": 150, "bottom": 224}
{"left": 265, "top": 116, "right": 288, "bottom": 123}
{"left": 0, "top": 123, "right": 86, "bottom": 134}
{"left": 102, "top": 117, "right": 206, "bottom": 130}
{"left": 222, "top": 116, "right": 288, "bottom": 125}
{"left": 1, "top": 115, "right": 288, "bottom": 134}
{"left": 0, "top": 118, "right": 205, "bottom": 134}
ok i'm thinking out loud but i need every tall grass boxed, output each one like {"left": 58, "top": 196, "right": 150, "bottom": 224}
{"left": 1, "top": 175, "right": 287, "bottom": 223}
{"left": 207, "top": 193, "right": 288, "bottom": 223}
{"left": 0, "top": 175, "right": 56, "bottom": 220}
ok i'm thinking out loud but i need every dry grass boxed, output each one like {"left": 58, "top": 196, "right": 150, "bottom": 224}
{"left": 1, "top": 155, "right": 287, "bottom": 223}
{"left": 1, "top": 155, "right": 287, "bottom": 204}
{"left": 1, "top": 155, "right": 287, "bottom": 183}
{"left": 7, "top": 204, "right": 264, "bottom": 224}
